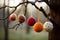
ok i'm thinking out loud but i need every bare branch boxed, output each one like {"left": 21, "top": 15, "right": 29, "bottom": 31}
{"left": 6, "top": 5, "right": 16, "bottom": 8}
{"left": 0, "top": 1, "right": 48, "bottom": 22}
{"left": 0, "top": 7, "right": 17, "bottom": 20}
{"left": 8, "top": 23, "right": 20, "bottom": 29}
{"left": 0, "top": 6, "right": 6, "bottom": 9}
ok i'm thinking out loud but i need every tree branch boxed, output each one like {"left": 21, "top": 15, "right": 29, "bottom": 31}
{"left": 0, "top": 1, "right": 43, "bottom": 20}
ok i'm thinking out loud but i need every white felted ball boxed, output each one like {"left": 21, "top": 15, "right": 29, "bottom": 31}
{"left": 43, "top": 21, "right": 53, "bottom": 32}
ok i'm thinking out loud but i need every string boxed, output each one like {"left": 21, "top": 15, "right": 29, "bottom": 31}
{"left": 18, "top": 0, "right": 25, "bottom": 16}
{"left": 31, "top": 10, "right": 33, "bottom": 17}
{"left": 20, "top": 0, "right": 26, "bottom": 16}
{"left": 30, "top": 6, "right": 33, "bottom": 17}
{"left": 38, "top": 3, "right": 40, "bottom": 22}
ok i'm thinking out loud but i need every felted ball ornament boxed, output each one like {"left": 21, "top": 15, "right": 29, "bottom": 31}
{"left": 9, "top": 13, "right": 16, "bottom": 21}
{"left": 33, "top": 22, "right": 43, "bottom": 32}
{"left": 18, "top": 15, "right": 26, "bottom": 23}
{"left": 43, "top": 21, "right": 53, "bottom": 32}
{"left": 27, "top": 16, "right": 36, "bottom": 26}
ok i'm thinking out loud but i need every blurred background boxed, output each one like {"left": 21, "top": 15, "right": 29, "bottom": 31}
{"left": 0, "top": 0, "right": 50, "bottom": 40}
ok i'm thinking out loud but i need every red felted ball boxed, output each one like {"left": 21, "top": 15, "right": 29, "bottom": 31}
{"left": 9, "top": 13, "right": 16, "bottom": 21}
{"left": 27, "top": 16, "right": 36, "bottom": 26}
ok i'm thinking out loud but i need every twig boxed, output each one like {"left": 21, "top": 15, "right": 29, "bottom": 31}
{"left": 0, "top": 7, "right": 17, "bottom": 20}
{"left": 0, "top": 6, "right": 6, "bottom": 9}
{"left": 8, "top": 23, "right": 20, "bottom": 29}
{"left": 40, "top": 7, "right": 60, "bottom": 27}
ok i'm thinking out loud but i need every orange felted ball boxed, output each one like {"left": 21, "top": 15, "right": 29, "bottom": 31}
{"left": 9, "top": 13, "right": 16, "bottom": 21}
{"left": 33, "top": 22, "right": 43, "bottom": 32}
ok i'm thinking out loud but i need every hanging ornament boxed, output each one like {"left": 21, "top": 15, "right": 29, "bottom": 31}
{"left": 33, "top": 22, "right": 43, "bottom": 32}
{"left": 18, "top": 15, "right": 26, "bottom": 23}
{"left": 33, "top": 4, "right": 43, "bottom": 32}
{"left": 43, "top": 21, "right": 53, "bottom": 32}
{"left": 27, "top": 16, "right": 36, "bottom": 26}
{"left": 27, "top": 8, "right": 36, "bottom": 26}
{"left": 9, "top": 13, "right": 16, "bottom": 21}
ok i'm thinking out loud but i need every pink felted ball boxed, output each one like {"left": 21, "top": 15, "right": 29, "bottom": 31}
{"left": 9, "top": 13, "right": 16, "bottom": 21}
{"left": 27, "top": 16, "right": 36, "bottom": 26}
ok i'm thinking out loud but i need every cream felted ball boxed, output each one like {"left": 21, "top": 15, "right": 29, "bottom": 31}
{"left": 43, "top": 21, "right": 53, "bottom": 32}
